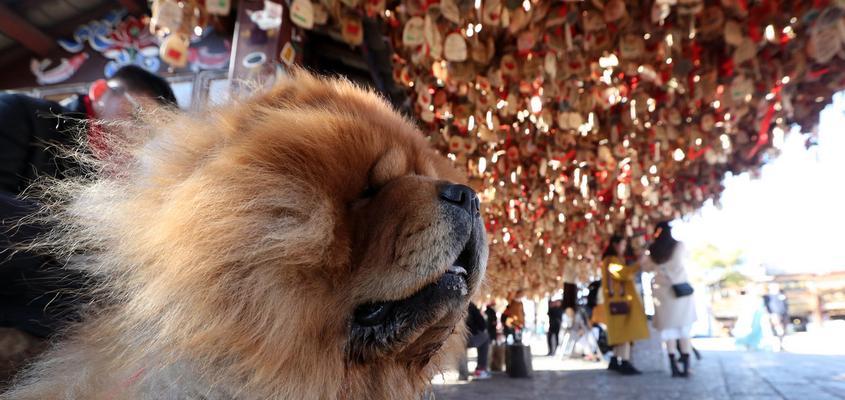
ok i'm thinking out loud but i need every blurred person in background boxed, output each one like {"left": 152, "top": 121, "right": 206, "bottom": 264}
{"left": 0, "top": 66, "right": 176, "bottom": 340}
{"left": 484, "top": 303, "right": 498, "bottom": 343}
{"left": 502, "top": 290, "right": 526, "bottom": 343}
{"left": 458, "top": 302, "right": 492, "bottom": 380}
{"left": 547, "top": 299, "right": 564, "bottom": 356}
{"left": 734, "top": 286, "right": 775, "bottom": 351}
{"left": 641, "top": 221, "right": 698, "bottom": 377}
{"left": 601, "top": 235, "right": 649, "bottom": 375}
{"left": 763, "top": 283, "right": 789, "bottom": 351}
{"left": 0, "top": 65, "right": 177, "bottom": 194}
{"left": 587, "top": 279, "right": 612, "bottom": 356}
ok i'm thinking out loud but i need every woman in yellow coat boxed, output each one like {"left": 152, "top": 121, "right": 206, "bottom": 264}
{"left": 601, "top": 235, "right": 649, "bottom": 375}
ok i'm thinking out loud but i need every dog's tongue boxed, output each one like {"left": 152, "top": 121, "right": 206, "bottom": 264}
{"left": 446, "top": 265, "right": 467, "bottom": 275}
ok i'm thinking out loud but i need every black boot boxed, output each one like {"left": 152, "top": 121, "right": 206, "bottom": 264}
{"left": 607, "top": 356, "right": 620, "bottom": 372}
{"left": 618, "top": 360, "right": 642, "bottom": 375}
{"left": 679, "top": 353, "right": 691, "bottom": 377}
{"left": 668, "top": 354, "right": 682, "bottom": 377}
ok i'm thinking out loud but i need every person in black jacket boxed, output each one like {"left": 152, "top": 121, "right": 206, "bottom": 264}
{"left": 0, "top": 66, "right": 176, "bottom": 339}
{"left": 0, "top": 65, "right": 177, "bottom": 193}
{"left": 484, "top": 303, "right": 497, "bottom": 342}
{"left": 458, "top": 302, "right": 492, "bottom": 380}
{"left": 547, "top": 299, "right": 564, "bottom": 356}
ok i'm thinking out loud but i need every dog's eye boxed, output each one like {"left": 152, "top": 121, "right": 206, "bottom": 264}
{"left": 360, "top": 184, "right": 379, "bottom": 199}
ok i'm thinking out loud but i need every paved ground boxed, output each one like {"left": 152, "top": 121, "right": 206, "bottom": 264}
{"left": 432, "top": 338, "right": 845, "bottom": 400}
{"left": 3, "top": 329, "right": 844, "bottom": 399}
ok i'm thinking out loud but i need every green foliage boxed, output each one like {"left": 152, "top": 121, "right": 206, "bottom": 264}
{"left": 690, "top": 243, "right": 748, "bottom": 287}
{"left": 691, "top": 244, "right": 743, "bottom": 270}
{"left": 721, "top": 270, "right": 750, "bottom": 287}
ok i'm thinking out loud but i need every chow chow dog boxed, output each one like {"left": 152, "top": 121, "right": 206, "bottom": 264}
{"left": 2, "top": 71, "right": 487, "bottom": 399}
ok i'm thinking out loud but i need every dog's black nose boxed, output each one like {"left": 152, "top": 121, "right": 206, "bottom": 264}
{"left": 439, "top": 184, "right": 479, "bottom": 216}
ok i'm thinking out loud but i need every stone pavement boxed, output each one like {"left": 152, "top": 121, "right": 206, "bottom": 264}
{"left": 432, "top": 339, "right": 845, "bottom": 400}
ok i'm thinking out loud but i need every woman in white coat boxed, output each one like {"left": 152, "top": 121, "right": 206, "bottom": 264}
{"left": 641, "top": 221, "right": 697, "bottom": 377}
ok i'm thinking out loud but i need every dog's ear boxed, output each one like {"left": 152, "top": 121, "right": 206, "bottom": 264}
{"left": 262, "top": 68, "right": 394, "bottom": 121}
{"left": 260, "top": 68, "right": 342, "bottom": 110}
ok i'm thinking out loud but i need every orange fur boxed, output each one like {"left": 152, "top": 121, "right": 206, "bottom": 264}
{"left": 2, "top": 71, "right": 486, "bottom": 400}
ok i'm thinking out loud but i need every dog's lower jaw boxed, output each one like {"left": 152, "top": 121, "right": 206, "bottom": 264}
{"left": 340, "top": 326, "right": 467, "bottom": 400}
{"left": 4, "top": 320, "right": 464, "bottom": 400}
{"left": 339, "top": 360, "right": 440, "bottom": 400}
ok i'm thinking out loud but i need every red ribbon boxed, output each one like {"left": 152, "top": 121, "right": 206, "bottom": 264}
{"left": 747, "top": 84, "right": 781, "bottom": 159}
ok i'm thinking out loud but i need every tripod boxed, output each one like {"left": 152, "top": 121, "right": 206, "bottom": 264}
{"left": 558, "top": 305, "right": 603, "bottom": 360}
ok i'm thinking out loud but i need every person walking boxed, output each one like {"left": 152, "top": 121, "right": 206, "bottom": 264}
{"left": 484, "top": 303, "right": 506, "bottom": 372}
{"left": 502, "top": 290, "right": 525, "bottom": 343}
{"left": 641, "top": 221, "right": 698, "bottom": 377}
{"left": 733, "top": 286, "right": 774, "bottom": 352}
{"left": 458, "top": 302, "right": 492, "bottom": 380}
{"left": 484, "top": 303, "right": 498, "bottom": 342}
{"left": 547, "top": 299, "right": 564, "bottom": 356}
{"left": 601, "top": 235, "right": 649, "bottom": 375}
{"left": 763, "top": 284, "right": 789, "bottom": 351}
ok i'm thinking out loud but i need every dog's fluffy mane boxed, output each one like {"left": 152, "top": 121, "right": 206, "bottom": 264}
{"left": 4, "top": 71, "right": 467, "bottom": 399}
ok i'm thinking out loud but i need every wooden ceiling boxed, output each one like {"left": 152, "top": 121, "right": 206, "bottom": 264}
{"left": 0, "top": 0, "right": 405, "bottom": 109}
{"left": 0, "top": 0, "right": 147, "bottom": 65}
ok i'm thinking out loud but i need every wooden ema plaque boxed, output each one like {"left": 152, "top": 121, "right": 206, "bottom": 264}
{"left": 227, "top": 0, "right": 296, "bottom": 93}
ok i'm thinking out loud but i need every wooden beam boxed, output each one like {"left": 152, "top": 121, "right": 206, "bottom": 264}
{"left": 117, "top": 0, "right": 145, "bottom": 15}
{"left": 48, "top": 7, "right": 124, "bottom": 38}
{"left": 0, "top": 3, "right": 55, "bottom": 57}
